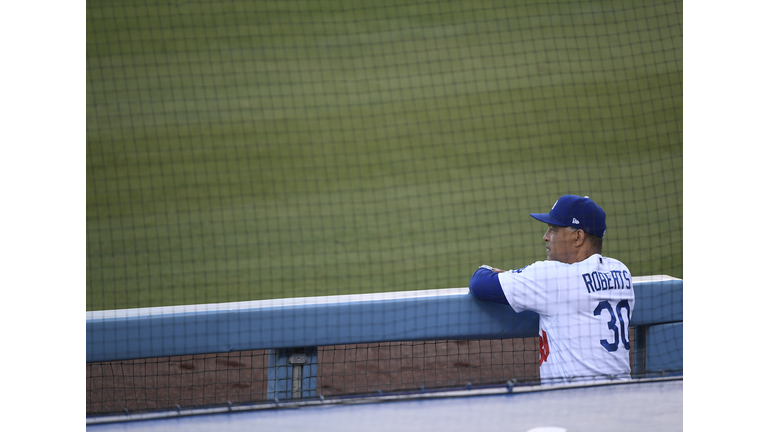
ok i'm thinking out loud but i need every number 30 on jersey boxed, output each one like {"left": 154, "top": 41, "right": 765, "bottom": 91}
{"left": 594, "top": 300, "right": 631, "bottom": 352}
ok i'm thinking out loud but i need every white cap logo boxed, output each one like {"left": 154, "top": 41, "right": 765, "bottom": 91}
{"left": 572, "top": 218, "right": 580, "bottom": 224}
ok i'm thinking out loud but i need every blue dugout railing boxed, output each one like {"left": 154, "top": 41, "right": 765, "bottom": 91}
{"left": 87, "top": 276, "right": 682, "bottom": 399}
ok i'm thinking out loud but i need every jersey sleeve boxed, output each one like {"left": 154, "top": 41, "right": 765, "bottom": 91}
{"left": 497, "top": 261, "right": 560, "bottom": 316}
{"left": 468, "top": 266, "right": 510, "bottom": 305}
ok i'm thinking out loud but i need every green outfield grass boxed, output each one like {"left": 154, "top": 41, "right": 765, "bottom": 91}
{"left": 86, "top": 0, "right": 682, "bottom": 310}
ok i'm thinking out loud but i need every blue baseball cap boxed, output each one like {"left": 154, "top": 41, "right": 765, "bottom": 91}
{"left": 530, "top": 195, "right": 607, "bottom": 237}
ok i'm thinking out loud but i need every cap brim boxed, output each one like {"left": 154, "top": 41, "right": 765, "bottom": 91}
{"left": 530, "top": 212, "right": 567, "bottom": 226}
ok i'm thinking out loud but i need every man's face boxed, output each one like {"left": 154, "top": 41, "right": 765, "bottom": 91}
{"left": 543, "top": 224, "right": 576, "bottom": 263}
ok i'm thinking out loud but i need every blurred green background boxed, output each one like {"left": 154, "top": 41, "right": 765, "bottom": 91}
{"left": 86, "top": 0, "right": 682, "bottom": 311}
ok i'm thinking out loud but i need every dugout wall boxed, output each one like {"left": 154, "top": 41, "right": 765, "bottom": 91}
{"left": 86, "top": 275, "right": 682, "bottom": 417}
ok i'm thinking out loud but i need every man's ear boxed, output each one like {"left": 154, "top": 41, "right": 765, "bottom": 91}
{"left": 572, "top": 229, "right": 586, "bottom": 248}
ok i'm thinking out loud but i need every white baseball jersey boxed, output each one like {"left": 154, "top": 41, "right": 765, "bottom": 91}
{"left": 497, "top": 254, "right": 634, "bottom": 384}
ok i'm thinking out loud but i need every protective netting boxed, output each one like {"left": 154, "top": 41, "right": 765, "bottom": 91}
{"left": 86, "top": 0, "right": 682, "bottom": 416}
{"left": 87, "top": 0, "right": 682, "bottom": 311}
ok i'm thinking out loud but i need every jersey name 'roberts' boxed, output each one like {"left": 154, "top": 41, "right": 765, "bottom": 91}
{"left": 469, "top": 254, "right": 635, "bottom": 385}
